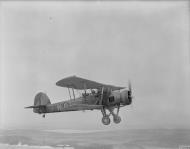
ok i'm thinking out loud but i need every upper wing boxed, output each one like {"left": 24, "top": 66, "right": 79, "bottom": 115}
{"left": 56, "top": 75, "right": 125, "bottom": 90}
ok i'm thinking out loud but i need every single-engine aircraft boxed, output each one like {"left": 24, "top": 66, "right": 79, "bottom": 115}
{"left": 25, "top": 76, "right": 133, "bottom": 125}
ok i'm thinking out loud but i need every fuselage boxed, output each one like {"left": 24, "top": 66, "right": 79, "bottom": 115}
{"left": 34, "top": 89, "right": 131, "bottom": 114}
{"left": 43, "top": 95, "right": 97, "bottom": 113}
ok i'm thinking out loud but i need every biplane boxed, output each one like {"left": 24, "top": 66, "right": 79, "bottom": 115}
{"left": 25, "top": 76, "right": 133, "bottom": 125}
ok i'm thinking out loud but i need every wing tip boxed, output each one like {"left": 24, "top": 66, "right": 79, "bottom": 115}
{"left": 56, "top": 75, "right": 77, "bottom": 87}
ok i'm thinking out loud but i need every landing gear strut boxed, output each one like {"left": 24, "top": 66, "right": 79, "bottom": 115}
{"left": 108, "top": 105, "right": 121, "bottom": 124}
{"left": 101, "top": 108, "right": 110, "bottom": 125}
{"left": 101, "top": 105, "right": 122, "bottom": 125}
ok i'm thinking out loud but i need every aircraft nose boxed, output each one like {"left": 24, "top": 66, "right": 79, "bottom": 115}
{"left": 120, "top": 90, "right": 130, "bottom": 105}
{"left": 120, "top": 90, "right": 132, "bottom": 105}
{"left": 127, "top": 81, "right": 133, "bottom": 105}
{"left": 127, "top": 90, "right": 132, "bottom": 105}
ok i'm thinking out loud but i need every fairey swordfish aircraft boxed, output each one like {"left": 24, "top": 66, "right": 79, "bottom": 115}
{"left": 25, "top": 76, "right": 133, "bottom": 125}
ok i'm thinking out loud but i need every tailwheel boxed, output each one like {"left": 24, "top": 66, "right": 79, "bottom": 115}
{"left": 102, "top": 115, "right": 111, "bottom": 125}
{"left": 113, "top": 115, "right": 121, "bottom": 124}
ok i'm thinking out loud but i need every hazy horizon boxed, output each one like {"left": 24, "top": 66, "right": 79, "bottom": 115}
{"left": 0, "top": 129, "right": 190, "bottom": 149}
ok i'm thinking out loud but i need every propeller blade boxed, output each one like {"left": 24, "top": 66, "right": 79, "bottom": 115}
{"left": 128, "top": 80, "right": 132, "bottom": 92}
{"left": 128, "top": 80, "right": 133, "bottom": 100}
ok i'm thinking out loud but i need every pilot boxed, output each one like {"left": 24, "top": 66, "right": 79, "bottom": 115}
{"left": 91, "top": 90, "right": 96, "bottom": 95}
{"left": 95, "top": 88, "right": 101, "bottom": 97}
{"left": 82, "top": 92, "right": 89, "bottom": 97}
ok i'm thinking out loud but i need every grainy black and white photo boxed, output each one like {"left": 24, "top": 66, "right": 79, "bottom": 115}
{"left": 0, "top": 1, "right": 190, "bottom": 149}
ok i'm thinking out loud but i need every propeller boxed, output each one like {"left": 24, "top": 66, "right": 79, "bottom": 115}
{"left": 128, "top": 80, "right": 133, "bottom": 103}
{"left": 128, "top": 81, "right": 132, "bottom": 96}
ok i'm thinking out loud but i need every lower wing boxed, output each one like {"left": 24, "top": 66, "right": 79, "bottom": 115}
{"left": 64, "top": 104, "right": 103, "bottom": 111}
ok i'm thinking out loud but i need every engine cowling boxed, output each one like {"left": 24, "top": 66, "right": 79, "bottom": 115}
{"left": 120, "top": 90, "right": 132, "bottom": 105}
{"left": 107, "top": 90, "right": 132, "bottom": 106}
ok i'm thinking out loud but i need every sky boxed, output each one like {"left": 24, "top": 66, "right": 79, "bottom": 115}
{"left": 0, "top": 1, "right": 190, "bottom": 130}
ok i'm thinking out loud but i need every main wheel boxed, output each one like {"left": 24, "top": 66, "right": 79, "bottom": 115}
{"left": 113, "top": 115, "right": 121, "bottom": 124}
{"left": 102, "top": 116, "right": 111, "bottom": 125}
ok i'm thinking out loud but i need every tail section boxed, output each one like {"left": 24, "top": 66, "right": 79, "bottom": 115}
{"left": 34, "top": 92, "right": 51, "bottom": 106}
{"left": 25, "top": 92, "right": 51, "bottom": 114}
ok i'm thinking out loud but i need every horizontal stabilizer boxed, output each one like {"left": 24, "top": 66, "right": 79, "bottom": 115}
{"left": 25, "top": 105, "right": 46, "bottom": 109}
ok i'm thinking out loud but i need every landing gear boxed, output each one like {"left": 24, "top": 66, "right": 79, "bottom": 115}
{"left": 101, "top": 108, "right": 111, "bottom": 125}
{"left": 42, "top": 114, "right": 45, "bottom": 118}
{"left": 108, "top": 105, "right": 122, "bottom": 124}
{"left": 113, "top": 115, "right": 121, "bottom": 124}
{"left": 102, "top": 116, "right": 110, "bottom": 125}
{"left": 101, "top": 105, "right": 122, "bottom": 125}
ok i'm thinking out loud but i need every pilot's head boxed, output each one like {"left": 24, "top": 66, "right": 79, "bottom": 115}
{"left": 91, "top": 90, "right": 95, "bottom": 94}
